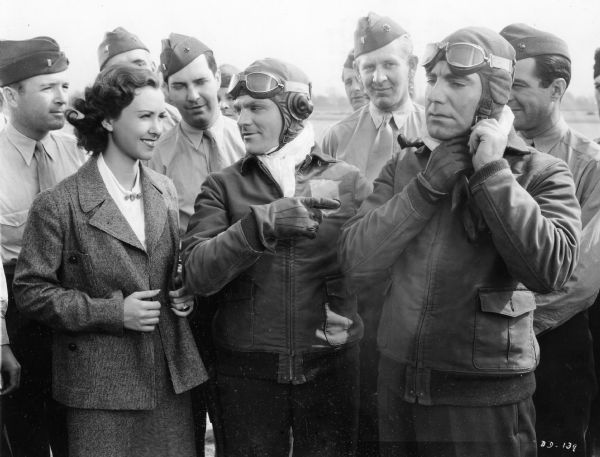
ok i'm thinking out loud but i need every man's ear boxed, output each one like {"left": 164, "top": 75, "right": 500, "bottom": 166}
{"left": 161, "top": 81, "right": 171, "bottom": 104}
{"left": 2, "top": 86, "right": 19, "bottom": 108}
{"left": 550, "top": 78, "right": 567, "bottom": 101}
{"left": 353, "top": 60, "right": 363, "bottom": 85}
{"left": 408, "top": 54, "right": 419, "bottom": 71}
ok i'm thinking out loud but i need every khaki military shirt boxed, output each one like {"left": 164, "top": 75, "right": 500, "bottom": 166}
{"left": 0, "top": 124, "right": 86, "bottom": 264}
{"left": 148, "top": 114, "right": 245, "bottom": 232}
{"left": 530, "top": 117, "right": 600, "bottom": 333}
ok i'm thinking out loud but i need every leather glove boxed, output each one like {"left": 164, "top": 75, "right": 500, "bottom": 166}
{"left": 419, "top": 136, "right": 472, "bottom": 196}
{"left": 250, "top": 197, "right": 341, "bottom": 247}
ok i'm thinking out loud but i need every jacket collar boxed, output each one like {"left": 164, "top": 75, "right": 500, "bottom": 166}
{"left": 416, "top": 127, "right": 530, "bottom": 157}
{"left": 77, "top": 155, "right": 168, "bottom": 252}
{"left": 239, "top": 143, "right": 335, "bottom": 175}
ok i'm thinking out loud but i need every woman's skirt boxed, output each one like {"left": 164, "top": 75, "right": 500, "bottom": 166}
{"left": 66, "top": 330, "right": 197, "bottom": 457}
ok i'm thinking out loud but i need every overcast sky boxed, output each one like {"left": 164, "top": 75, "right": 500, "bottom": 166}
{"left": 2, "top": 0, "right": 598, "bottom": 98}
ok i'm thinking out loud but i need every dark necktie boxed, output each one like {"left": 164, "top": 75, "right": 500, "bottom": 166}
{"left": 34, "top": 141, "right": 57, "bottom": 191}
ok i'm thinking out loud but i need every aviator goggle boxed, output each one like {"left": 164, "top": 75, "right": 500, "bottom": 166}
{"left": 227, "top": 71, "right": 312, "bottom": 100}
{"left": 422, "top": 41, "right": 513, "bottom": 74}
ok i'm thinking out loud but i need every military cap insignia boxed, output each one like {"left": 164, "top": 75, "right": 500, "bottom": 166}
{"left": 518, "top": 42, "right": 526, "bottom": 50}
{"left": 104, "top": 45, "right": 109, "bottom": 53}
{"left": 184, "top": 47, "right": 190, "bottom": 53}
{"left": 47, "top": 59, "right": 52, "bottom": 67}
{"left": 161, "top": 63, "right": 167, "bottom": 71}
{"left": 360, "top": 36, "right": 366, "bottom": 44}
{"left": 383, "top": 24, "right": 391, "bottom": 32}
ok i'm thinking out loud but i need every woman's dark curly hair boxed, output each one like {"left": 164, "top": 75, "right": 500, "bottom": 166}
{"left": 66, "top": 66, "right": 161, "bottom": 155}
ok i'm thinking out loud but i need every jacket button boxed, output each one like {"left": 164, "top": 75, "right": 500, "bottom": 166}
{"left": 68, "top": 255, "right": 78, "bottom": 264}
{"left": 68, "top": 343, "right": 77, "bottom": 351}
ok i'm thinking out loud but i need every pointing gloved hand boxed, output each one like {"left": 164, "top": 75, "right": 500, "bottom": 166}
{"left": 418, "top": 136, "right": 473, "bottom": 196}
{"left": 249, "top": 197, "right": 341, "bottom": 248}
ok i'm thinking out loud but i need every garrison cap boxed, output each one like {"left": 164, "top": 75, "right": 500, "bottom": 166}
{"left": 500, "top": 23, "right": 570, "bottom": 62}
{"left": 219, "top": 64, "right": 240, "bottom": 88}
{"left": 0, "top": 37, "right": 68, "bottom": 86}
{"left": 594, "top": 48, "right": 600, "bottom": 78}
{"left": 344, "top": 49, "right": 355, "bottom": 69}
{"left": 354, "top": 12, "right": 408, "bottom": 58}
{"left": 97, "top": 27, "right": 149, "bottom": 70}
{"left": 160, "top": 33, "right": 212, "bottom": 81}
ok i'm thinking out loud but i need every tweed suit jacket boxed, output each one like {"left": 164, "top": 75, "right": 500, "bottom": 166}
{"left": 13, "top": 156, "right": 207, "bottom": 410}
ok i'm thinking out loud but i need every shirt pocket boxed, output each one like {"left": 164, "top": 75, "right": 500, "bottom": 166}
{"left": 0, "top": 209, "right": 29, "bottom": 258}
{"left": 473, "top": 289, "right": 538, "bottom": 372}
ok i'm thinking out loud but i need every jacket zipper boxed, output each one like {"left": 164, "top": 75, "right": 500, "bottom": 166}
{"left": 256, "top": 160, "right": 294, "bottom": 380}
{"left": 412, "top": 208, "right": 444, "bottom": 403}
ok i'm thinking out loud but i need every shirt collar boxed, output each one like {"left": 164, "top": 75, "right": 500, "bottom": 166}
{"left": 369, "top": 98, "right": 415, "bottom": 129}
{"left": 5, "top": 123, "right": 56, "bottom": 165}
{"left": 523, "top": 116, "right": 569, "bottom": 154}
{"left": 179, "top": 113, "right": 225, "bottom": 149}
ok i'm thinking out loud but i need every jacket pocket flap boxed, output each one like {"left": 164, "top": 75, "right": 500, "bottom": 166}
{"left": 479, "top": 289, "right": 536, "bottom": 317}
{"left": 325, "top": 276, "right": 345, "bottom": 298}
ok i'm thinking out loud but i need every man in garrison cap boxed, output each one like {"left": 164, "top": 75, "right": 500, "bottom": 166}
{"left": 0, "top": 36, "right": 85, "bottom": 457}
{"left": 322, "top": 14, "right": 426, "bottom": 456}
{"left": 341, "top": 26, "right": 581, "bottom": 456}
{"left": 97, "top": 27, "right": 181, "bottom": 131}
{"left": 217, "top": 63, "right": 240, "bottom": 120}
{"left": 341, "top": 49, "right": 369, "bottom": 112}
{"left": 501, "top": 23, "right": 600, "bottom": 457}
{"left": 147, "top": 33, "right": 244, "bottom": 456}
{"left": 322, "top": 12, "right": 425, "bottom": 185}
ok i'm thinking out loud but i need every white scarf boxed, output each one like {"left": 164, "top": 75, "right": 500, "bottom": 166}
{"left": 257, "top": 122, "right": 315, "bottom": 197}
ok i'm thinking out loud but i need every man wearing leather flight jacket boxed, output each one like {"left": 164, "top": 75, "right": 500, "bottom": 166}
{"left": 340, "top": 27, "right": 581, "bottom": 457}
{"left": 182, "top": 58, "right": 370, "bottom": 456}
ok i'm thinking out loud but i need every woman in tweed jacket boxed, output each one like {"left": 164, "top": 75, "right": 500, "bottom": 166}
{"left": 13, "top": 66, "right": 207, "bottom": 456}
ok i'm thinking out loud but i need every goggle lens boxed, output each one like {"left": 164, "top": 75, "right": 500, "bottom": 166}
{"left": 446, "top": 44, "right": 485, "bottom": 68}
{"left": 245, "top": 73, "right": 281, "bottom": 93}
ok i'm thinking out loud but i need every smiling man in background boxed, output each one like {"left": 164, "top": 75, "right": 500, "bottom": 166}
{"left": 500, "top": 23, "right": 600, "bottom": 456}
{"left": 0, "top": 36, "right": 85, "bottom": 457}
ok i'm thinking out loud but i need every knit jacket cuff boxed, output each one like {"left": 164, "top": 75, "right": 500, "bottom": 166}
{"left": 469, "top": 159, "right": 510, "bottom": 190}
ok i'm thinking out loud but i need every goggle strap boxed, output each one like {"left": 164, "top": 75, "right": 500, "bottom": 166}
{"left": 489, "top": 55, "right": 513, "bottom": 73}
{"left": 284, "top": 81, "right": 311, "bottom": 96}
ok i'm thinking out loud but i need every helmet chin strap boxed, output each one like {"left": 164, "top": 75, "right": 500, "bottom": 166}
{"left": 474, "top": 73, "right": 493, "bottom": 124}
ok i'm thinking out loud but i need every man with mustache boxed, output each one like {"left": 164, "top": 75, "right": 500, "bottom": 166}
{"left": 0, "top": 36, "right": 85, "bottom": 457}
{"left": 340, "top": 26, "right": 581, "bottom": 456}
{"left": 148, "top": 33, "right": 244, "bottom": 456}
{"left": 500, "top": 23, "right": 600, "bottom": 456}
